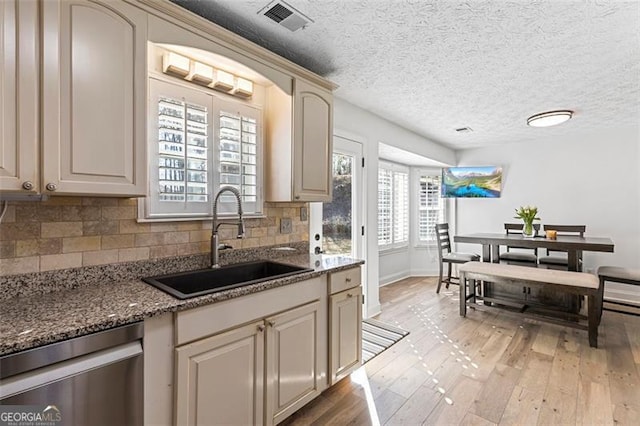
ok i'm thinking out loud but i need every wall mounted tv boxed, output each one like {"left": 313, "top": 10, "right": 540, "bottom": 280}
{"left": 441, "top": 166, "right": 502, "bottom": 198}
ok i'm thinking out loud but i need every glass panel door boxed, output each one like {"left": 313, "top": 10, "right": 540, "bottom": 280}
{"left": 316, "top": 137, "right": 363, "bottom": 258}
{"left": 322, "top": 152, "right": 355, "bottom": 255}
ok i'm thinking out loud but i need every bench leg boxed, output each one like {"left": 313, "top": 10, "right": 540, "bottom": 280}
{"left": 588, "top": 294, "right": 599, "bottom": 348}
{"left": 460, "top": 272, "right": 467, "bottom": 317}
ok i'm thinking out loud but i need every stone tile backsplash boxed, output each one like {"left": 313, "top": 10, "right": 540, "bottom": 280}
{"left": 0, "top": 197, "right": 308, "bottom": 275}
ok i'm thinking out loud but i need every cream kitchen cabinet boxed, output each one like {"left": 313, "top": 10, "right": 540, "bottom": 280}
{"left": 175, "top": 320, "right": 265, "bottom": 426}
{"left": 172, "top": 276, "right": 327, "bottom": 426}
{"left": 0, "top": 0, "right": 38, "bottom": 193}
{"left": 329, "top": 267, "right": 363, "bottom": 384}
{"left": 266, "top": 78, "right": 333, "bottom": 202}
{"left": 41, "top": 0, "right": 147, "bottom": 196}
{"left": 175, "top": 300, "right": 322, "bottom": 426}
{"left": 266, "top": 300, "right": 322, "bottom": 424}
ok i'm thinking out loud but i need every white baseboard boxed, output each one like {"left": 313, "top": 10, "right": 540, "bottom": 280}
{"left": 379, "top": 271, "right": 411, "bottom": 287}
{"left": 410, "top": 269, "right": 440, "bottom": 277}
{"left": 366, "top": 304, "right": 381, "bottom": 318}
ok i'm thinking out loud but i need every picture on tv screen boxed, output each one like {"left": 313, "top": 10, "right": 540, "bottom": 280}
{"left": 441, "top": 166, "right": 502, "bottom": 198}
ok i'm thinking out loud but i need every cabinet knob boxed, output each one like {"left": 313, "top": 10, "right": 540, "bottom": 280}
{"left": 295, "top": 195, "right": 300, "bottom": 200}
{"left": 22, "top": 181, "right": 34, "bottom": 190}
{"left": 257, "top": 324, "right": 265, "bottom": 332}
{"left": 267, "top": 320, "right": 275, "bottom": 327}
{"left": 347, "top": 293, "right": 353, "bottom": 298}
{"left": 45, "top": 183, "right": 57, "bottom": 192}
{"left": 345, "top": 278, "right": 352, "bottom": 283}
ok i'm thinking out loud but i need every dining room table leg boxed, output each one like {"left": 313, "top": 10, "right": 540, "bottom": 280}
{"left": 491, "top": 244, "right": 500, "bottom": 263}
{"left": 568, "top": 250, "right": 579, "bottom": 271}
{"left": 482, "top": 244, "right": 492, "bottom": 262}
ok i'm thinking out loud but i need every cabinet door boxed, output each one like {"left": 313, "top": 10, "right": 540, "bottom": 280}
{"left": 0, "top": 0, "right": 38, "bottom": 192}
{"left": 292, "top": 79, "right": 332, "bottom": 202}
{"left": 175, "top": 321, "right": 265, "bottom": 426}
{"left": 42, "top": 0, "right": 147, "bottom": 196}
{"left": 266, "top": 300, "right": 321, "bottom": 425}
{"left": 330, "top": 286, "right": 362, "bottom": 384}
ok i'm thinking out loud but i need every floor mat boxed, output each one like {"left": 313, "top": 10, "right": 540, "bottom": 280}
{"left": 362, "top": 318, "right": 409, "bottom": 364}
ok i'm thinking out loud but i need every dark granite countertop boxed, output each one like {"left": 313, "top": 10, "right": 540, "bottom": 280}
{"left": 0, "top": 251, "right": 363, "bottom": 356}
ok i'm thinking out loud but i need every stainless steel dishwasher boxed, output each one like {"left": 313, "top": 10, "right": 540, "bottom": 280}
{"left": 0, "top": 322, "right": 143, "bottom": 426}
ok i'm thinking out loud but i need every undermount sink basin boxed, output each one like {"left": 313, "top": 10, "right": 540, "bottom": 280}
{"left": 142, "top": 260, "right": 313, "bottom": 299}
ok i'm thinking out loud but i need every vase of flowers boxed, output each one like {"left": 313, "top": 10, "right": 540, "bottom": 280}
{"left": 514, "top": 206, "right": 540, "bottom": 237}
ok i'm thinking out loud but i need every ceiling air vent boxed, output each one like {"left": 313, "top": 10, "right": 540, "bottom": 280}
{"left": 259, "top": 1, "right": 313, "bottom": 32}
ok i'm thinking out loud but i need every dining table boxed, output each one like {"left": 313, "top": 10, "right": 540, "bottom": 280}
{"left": 453, "top": 232, "right": 615, "bottom": 271}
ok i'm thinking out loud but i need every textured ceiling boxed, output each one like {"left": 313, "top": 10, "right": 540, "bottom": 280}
{"left": 170, "top": 0, "right": 640, "bottom": 150}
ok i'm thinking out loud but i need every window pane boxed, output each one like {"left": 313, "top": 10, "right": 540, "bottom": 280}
{"left": 393, "top": 171, "right": 409, "bottom": 244}
{"left": 378, "top": 168, "right": 392, "bottom": 246}
{"left": 418, "top": 175, "right": 445, "bottom": 242}
{"left": 158, "top": 97, "right": 209, "bottom": 203}
{"left": 218, "top": 111, "right": 259, "bottom": 211}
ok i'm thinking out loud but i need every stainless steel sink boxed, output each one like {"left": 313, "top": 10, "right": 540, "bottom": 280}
{"left": 142, "top": 260, "right": 313, "bottom": 299}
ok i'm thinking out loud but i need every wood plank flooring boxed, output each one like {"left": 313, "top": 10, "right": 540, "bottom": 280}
{"left": 281, "top": 277, "right": 640, "bottom": 425}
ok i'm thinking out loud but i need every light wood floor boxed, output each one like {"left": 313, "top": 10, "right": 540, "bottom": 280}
{"left": 282, "top": 277, "right": 640, "bottom": 425}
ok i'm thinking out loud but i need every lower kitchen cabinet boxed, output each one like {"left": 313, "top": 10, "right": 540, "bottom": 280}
{"left": 173, "top": 294, "right": 324, "bottom": 425}
{"left": 144, "top": 271, "right": 366, "bottom": 425}
{"left": 329, "top": 286, "right": 363, "bottom": 384}
{"left": 266, "top": 301, "right": 321, "bottom": 424}
{"left": 174, "top": 320, "right": 265, "bottom": 426}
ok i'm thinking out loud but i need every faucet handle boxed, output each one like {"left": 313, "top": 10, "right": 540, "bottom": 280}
{"left": 218, "top": 243, "right": 233, "bottom": 250}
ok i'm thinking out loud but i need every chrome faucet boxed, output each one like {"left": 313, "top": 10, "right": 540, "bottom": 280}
{"left": 211, "top": 186, "right": 245, "bottom": 268}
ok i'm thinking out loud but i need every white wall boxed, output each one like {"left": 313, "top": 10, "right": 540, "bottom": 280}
{"left": 379, "top": 250, "right": 411, "bottom": 286}
{"left": 333, "top": 97, "right": 456, "bottom": 315}
{"left": 456, "top": 125, "right": 640, "bottom": 303}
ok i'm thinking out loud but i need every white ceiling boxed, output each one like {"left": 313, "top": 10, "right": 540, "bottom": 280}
{"left": 171, "top": 0, "right": 640, "bottom": 150}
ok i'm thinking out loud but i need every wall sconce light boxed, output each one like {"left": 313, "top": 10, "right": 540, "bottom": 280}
{"left": 162, "top": 52, "right": 190, "bottom": 77}
{"left": 233, "top": 77, "right": 254, "bottom": 98}
{"left": 161, "top": 50, "right": 254, "bottom": 99}
{"left": 189, "top": 62, "right": 213, "bottom": 86}
{"left": 211, "top": 69, "right": 235, "bottom": 92}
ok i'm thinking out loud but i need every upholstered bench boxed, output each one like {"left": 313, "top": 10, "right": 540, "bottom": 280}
{"left": 459, "top": 261, "right": 601, "bottom": 347}
{"left": 597, "top": 266, "right": 640, "bottom": 316}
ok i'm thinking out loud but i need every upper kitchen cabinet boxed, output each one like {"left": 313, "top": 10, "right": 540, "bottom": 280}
{"left": 0, "top": 0, "right": 38, "bottom": 193}
{"left": 41, "top": 0, "right": 147, "bottom": 196}
{"left": 141, "top": 3, "right": 337, "bottom": 204}
{"left": 266, "top": 79, "right": 333, "bottom": 202}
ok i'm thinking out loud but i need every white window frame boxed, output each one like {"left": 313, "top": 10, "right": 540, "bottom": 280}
{"left": 378, "top": 161, "right": 409, "bottom": 251}
{"left": 413, "top": 168, "right": 447, "bottom": 247}
{"left": 139, "top": 76, "right": 264, "bottom": 221}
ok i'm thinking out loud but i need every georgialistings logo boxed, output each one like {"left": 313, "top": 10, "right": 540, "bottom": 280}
{"left": 0, "top": 404, "right": 62, "bottom": 425}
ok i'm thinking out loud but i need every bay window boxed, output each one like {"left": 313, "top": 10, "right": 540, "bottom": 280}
{"left": 378, "top": 162, "right": 409, "bottom": 249}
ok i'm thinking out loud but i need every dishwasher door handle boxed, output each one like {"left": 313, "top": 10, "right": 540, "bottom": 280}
{"left": 0, "top": 341, "right": 142, "bottom": 400}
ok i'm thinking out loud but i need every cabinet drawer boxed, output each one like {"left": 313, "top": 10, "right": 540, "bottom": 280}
{"left": 329, "top": 267, "right": 361, "bottom": 294}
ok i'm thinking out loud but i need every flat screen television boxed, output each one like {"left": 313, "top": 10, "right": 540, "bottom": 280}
{"left": 441, "top": 166, "right": 502, "bottom": 198}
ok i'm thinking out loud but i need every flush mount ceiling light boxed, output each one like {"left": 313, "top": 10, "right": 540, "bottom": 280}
{"left": 527, "top": 110, "right": 573, "bottom": 127}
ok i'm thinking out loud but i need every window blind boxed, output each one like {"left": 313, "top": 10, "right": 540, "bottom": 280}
{"left": 378, "top": 165, "right": 409, "bottom": 248}
{"left": 418, "top": 174, "right": 445, "bottom": 242}
{"left": 378, "top": 168, "right": 392, "bottom": 246}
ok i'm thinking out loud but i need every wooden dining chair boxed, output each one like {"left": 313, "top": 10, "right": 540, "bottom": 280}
{"left": 435, "top": 223, "right": 480, "bottom": 293}
{"left": 498, "top": 223, "right": 540, "bottom": 266}
{"left": 539, "top": 224, "right": 586, "bottom": 270}
{"left": 596, "top": 266, "right": 640, "bottom": 319}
